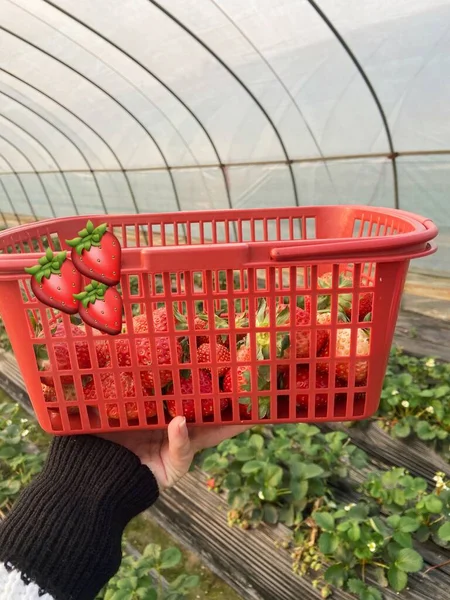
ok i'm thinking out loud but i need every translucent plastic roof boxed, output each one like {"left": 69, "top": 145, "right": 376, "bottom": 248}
{"left": 0, "top": 0, "right": 449, "bottom": 271}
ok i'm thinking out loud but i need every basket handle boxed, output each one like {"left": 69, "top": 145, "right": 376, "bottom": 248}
{"left": 270, "top": 218, "right": 438, "bottom": 262}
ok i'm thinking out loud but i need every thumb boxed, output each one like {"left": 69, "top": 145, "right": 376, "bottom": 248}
{"left": 166, "top": 416, "right": 194, "bottom": 484}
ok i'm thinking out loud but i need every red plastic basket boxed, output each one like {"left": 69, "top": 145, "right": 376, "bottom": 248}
{"left": 0, "top": 206, "right": 437, "bottom": 434}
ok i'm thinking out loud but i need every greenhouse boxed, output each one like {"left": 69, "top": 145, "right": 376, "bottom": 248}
{"left": 0, "top": 2, "right": 449, "bottom": 600}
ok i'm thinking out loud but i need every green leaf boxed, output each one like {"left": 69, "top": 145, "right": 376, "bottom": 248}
{"left": 388, "top": 566, "right": 408, "bottom": 592}
{"left": 300, "top": 463, "right": 325, "bottom": 480}
{"left": 45, "top": 247, "right": 53, "bottom": 260}
{"left": 264, "top": 464, "right": 283, "bottom": 487}
{"left": 110, "top": 591, "right": 131, "bottom": 600}
{"left": 425, "top": 495, "right": 443, "bottom": 513}
{"left": 143, "top": 544, "right": 161, "bottom": 561}
{"left": 136, "top": 589, "right": 157, "bottom": 600}
{"left": 313, "top": 512, "right": 335, "bottom": 531}
{"left": 347, "top": 522, "right": 361, "bottom": 542}
{"left": 182, "top": 575, "right": 200, "bottom": 589}
{"left": 437, "top": 521, "right": 450, "bottom": 541}
{"left": 160, "top": 547, "right": 182, "bottom": 569}
{"left": 263, "top": 504, "right": 279, "bottom": 524}
{"left": 347, "top": 578, "right": 366, "bottom": 594}
{"left": 360, "top": 586, "right": 382, "bottom": 600}
{"left": 235, "top": 446, "right": 256, "bottom": 461}
{"left": 248, "top": 434, "right": 264, "bottom": 450}
{"left": 291, "top": 479, "right": 308, "bottom": 502}
{"left": 395, "top": 548, "right": 423, "bottom": 573}
{"left": 393, "top": 532, "right": 413, "bottom": 548}
{"left": 86, "top": 220, "right": 95, "bottom": 233}
{"left": 319, "top": 532, "right": 339, "bottom": 554}
{"left": 223, "top": 473, "right": 241, "bottom": 490}
{"left": 241, "top": 460, "right": 265, "bottom": 474}
{"left": 0, "top": 446, "right": 16, "bottom": 459}
{"left": 398, "top": 517, "right": 421, "bottom": 533}
{"left": 415, "top": 420, "right": 436, "bottom": 440}
{"left": 324, "top": 563, "right": 346, "bottom": 587}
{"left": 392, "top": 421, "right": 411, "bottom": 438}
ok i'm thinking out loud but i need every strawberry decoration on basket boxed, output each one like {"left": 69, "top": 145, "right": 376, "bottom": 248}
{"left": 66, "top": 220, "right": 121, "bottom": 286}
{"left": 25, "top": 249, "right": 82, "bottom": 315}
{"left": 25, "top": 220, "right": 123, "bottom": 336}
{"left": 74, "top": 281, "right": 123, "bottom": 336}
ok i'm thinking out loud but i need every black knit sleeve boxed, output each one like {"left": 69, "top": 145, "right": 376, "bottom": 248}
{"left": 0, "top": 435, "right": 159, "bottom": 600}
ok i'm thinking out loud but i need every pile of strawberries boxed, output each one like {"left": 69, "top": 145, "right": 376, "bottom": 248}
{"left": 39, "top": 270, "right": 372, "bottom": 424}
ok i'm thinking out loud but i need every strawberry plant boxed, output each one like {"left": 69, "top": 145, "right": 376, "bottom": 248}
{"left": 0, "top": 399, "right": 47, "bottom": 514}
{"left": 374, "top": 348, "right": 450, "bottom": 454}
{"left": 97, "top": 543, "right": 199, "bottom": 600}
{"left": 201, "top": 425, "right": 450, "bottom": 599}
{"left": 201, "top": 424, "right": 367, "bottom": 528}
{"left": 292, "top": 467, "right": 450, "bottom": 599}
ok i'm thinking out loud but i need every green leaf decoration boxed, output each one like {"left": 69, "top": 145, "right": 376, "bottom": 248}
{"left": 66, "top": 220, "right": 109, "bottom": 253}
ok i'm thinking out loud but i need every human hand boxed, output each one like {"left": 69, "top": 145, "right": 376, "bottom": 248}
{"left": 100, "top": 417, "right": 251, "bottom": 490}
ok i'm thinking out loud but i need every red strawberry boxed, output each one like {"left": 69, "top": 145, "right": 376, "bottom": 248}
{"left": 357, "top": 293, "right": 373, "bottom": 321}
{"left": 40, "top": 323, "right": 89, "bottom": 385}
{"left": 25, "top": 249, "right": 82, "bottom": 315}
{"left": 335, "top": 328, "right": 370, "bottom": 384}
{"left": 194, "top": 316, "right": 210, "bottom": 345}
{"left": 197, "top": 343, "right": 231, "bottom": 377}
{"left": 165, "top": 371, "right": 229, "bottom": 421}
{"left": 115, "top": 336, "right": 182, "bottom": 389}
{"left": 74, "top": 281, "right": 123, "bottom": 335}
{"left": 42, "top": 382, "right": 77, "bottom": 403}
{"left": 279, "top": 305, "right": 328, "bottom": 359}
{"left": 295, "top": 366, "right": 328, "bottom": 410}
{"left": 317, "top": 327, "right": 370, "bottom": 385}
{"left": 83, "top": 372, "right": 156, "bottom": 420}
{"left": 131, "top": 309, "right": 176, "bottom": 334}
{"left": 221, "top": 346, "right": 270, "bottom": 419}
{"left": 66, "top": 221, "right": 121, "bottom": 286}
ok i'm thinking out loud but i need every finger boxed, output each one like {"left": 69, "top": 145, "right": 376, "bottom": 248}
{"left": 190, "top": 424, "right": 253, "bottom": 453}
{"left": 166, "top": 416, "right": 194, "bottom": 478}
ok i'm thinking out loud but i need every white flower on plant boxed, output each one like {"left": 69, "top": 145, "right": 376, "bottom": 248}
{"left": 401, "top": 400, "right": 410, "bottom": 408}
{"left": 258, "top": 491, "right": 265, "bottom": 500}
{"left": 426, "top": 358, "right": 436, "bottom": 369}
{"left": 426, "top": 406, "right": 435, "bottom": 414}
{"left": 391, "top": 389, "right": 399, "bottom": 396}
{"left": 21, "top": 429, "right": 29, "bottom": 437}
{"left": 433, "top": 473, "right": 445, "bottom": 488}
{"left": 344, "top": 503, "right": 356, "bottom": 512}
{"left": 367, "top": 542, "right": 377, "bottom": 552}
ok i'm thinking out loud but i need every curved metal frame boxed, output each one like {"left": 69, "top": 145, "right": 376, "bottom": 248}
{"left": 0, "top": 130, "right": 55, "bottom": 217}
{"left": 41, "top": 0, "right": 235, "bottom": 212}
{"left": 0, "top": 102, "right": 79, "bottom": 215}
{"left": 209, "top": 0, "right": 337, "bottom": 196}
{"left": 149, "top": 0, "right": 299, "bottom": 207}
{"left": 0, "top": 177, "right": 20, "bottom": 224}
{"left": 0, "top": 146, "right": 37, "bottom": 219}
{"left": 0, "top": 69, "right": 140, "bottom": 214}
{"left": 0, "top": 25, "right": 180, "bottom": 216}
{"left": 0, "top": 87, "right": 107, "bottom": 214}
{"left": 305, "top": 0, "right": 399, "bottom": 209}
